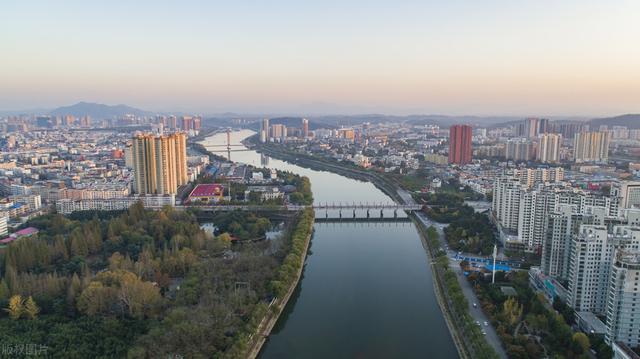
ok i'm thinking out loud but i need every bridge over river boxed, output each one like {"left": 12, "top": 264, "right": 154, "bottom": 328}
{"left": 176, "top": 202, "right": 423, "bottom": 219}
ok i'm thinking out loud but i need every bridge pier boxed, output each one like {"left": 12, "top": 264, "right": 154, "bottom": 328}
{"left": 353, "top": 209, "right": 356, "bottom": 218}
{"left": 366, "top": 209, "right": 370, "bottom": 218}
{"left": 380, "top": 209, "right": 384, "bottom": 218}
{"left": 394, "top": 209, "right": 398, "bottom": 218}
{"left": 339, "top": 209, "right": 342, "bottom": 218}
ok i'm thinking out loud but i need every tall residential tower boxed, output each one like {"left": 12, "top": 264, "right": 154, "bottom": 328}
{"left": 448, "top": 124, "right": 472, "bottom": 165}
{"left": 132, "top": 132, "right": 187, "bottom": 195}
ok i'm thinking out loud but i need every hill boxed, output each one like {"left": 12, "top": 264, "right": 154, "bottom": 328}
{"left": 49, "top": 102, "right": 152, "bottom": 119}
{"left": 589, "top": 114, "right": 640, "bottom": 129}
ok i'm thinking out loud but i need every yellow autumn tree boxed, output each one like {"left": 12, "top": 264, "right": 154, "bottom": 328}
{"left": 77, "top": 270, "right": 161, "bottom": 318}
{"left": 4, "top": 295, "right": 24, "bottom": 320}
{"left": 502, "top": 297, "right": 523, "bottom": 328}
{"left": 23, "top": 296, "right": 40, "bottom": 320}
{"left": 218, "top": 233, "right": 232, "bottom": 243}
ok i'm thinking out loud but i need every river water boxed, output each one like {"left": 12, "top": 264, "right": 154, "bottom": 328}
{"left": 201, "top": 130, "right": 457, "bottom": 359}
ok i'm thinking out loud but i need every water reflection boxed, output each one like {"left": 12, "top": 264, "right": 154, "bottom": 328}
{"left": 201, "top": 130, "right": 458, "bottom": 359}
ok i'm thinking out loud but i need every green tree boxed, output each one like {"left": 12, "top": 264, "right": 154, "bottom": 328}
{"left": 572, "top": 332, "right": 590, "bottom": 353}
{"left": 67, "top": 273, "right": 83, "bottom": 307}
{"left": 0, "top": 279, "right": 9, "bottom": 301}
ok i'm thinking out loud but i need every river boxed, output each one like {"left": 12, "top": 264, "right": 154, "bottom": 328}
{"left": 201, "top": 130, "right": 457, "bottom": 359}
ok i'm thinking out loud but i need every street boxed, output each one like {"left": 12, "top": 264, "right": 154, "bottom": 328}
{"left": 414, "top": 210, "right": 508, "bottom": 359}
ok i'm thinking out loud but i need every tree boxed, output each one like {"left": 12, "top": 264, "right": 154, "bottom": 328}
{"left": 78, "top": 270, "right": 162, "bottom": 318}
{"left": 502, "top": 297, "right": 523, "bottom": 328}
{"left": 572, "top": 332, "right": 590, "bottom": 354}
{"left": 217, "top": 233, "right": 232, "bottom": 243}
{"left": 67, "top": 273, "right": 83, "bottom": 308}
{"left": 23, "top": 296, "right": 40, "bottom": 319}
{"left": 0, "top": 279, "right": 9, "bottom": 301}
{"left": 5, "top": 295, "right": 24, "bottom": 320}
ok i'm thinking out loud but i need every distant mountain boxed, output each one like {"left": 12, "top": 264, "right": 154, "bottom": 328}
{"left": 589, "top": 114, "right": 640, "bottom": 129}
{"left": 49, "top": 102, "right": 152, "bottom": 119}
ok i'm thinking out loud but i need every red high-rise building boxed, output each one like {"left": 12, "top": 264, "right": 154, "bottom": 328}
{"left": 448, "top": 124, "right": 472, "bottom": 165}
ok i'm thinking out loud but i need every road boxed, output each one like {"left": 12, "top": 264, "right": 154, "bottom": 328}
{"left": 415, "top": 211, "right": 508, "bottom": 359}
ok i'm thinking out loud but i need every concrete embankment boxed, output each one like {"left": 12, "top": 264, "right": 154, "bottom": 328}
{"left": 249, "top": 140, "right": 473, "bottom": 358}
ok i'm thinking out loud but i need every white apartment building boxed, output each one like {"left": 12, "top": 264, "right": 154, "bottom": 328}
{"left": 0, "top": 214, "right": 7, "bottom": 237}
{"left": 542, "top": 204, "right": 582, "bottom": 280}
{"left": 567, "top": 225, "right": 640, "bottom": 315}
{"left": 573, "top": 131, "right": 611, "bottom": 163}
{"left": 611, "top": 181, "right": 640, "bottom": 216}
{"left": 567, "top": 225, "right": 616, "bottom": 314}
{"left": 56, "top": 195, "right": 175, "bottom": 214}
{"left": 492, "top": 176, "right": 522, "bottom": 233}
{"left": 606, "top": 250, "right": 640, "bottom": 347}
{"left": 537, "top": 133, "right": 562, "bottom": 163}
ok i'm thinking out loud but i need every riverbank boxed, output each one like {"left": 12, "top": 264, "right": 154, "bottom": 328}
{"left": 246, "top": 208, "right": 315, "bottom": 359}
{"left": 246, "top": 137, "right": 404, "bottom": 204}
{"left": 250, "top": 138, "right": 498, "bottom": 358}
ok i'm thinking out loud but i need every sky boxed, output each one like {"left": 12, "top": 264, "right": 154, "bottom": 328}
{"left": 1, "top": 0, "right": 639, "bottom": 116}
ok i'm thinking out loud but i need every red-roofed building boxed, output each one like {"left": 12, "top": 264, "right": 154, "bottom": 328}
{"left": 0, "top": 226, "right": 39, "bottom": 245}
{"left": 188, "top": 184, "right": 224, "bottom": 204}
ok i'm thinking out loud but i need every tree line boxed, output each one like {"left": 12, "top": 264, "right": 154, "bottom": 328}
{"left": 0, "top": 199, "right": 315, "bottom": 357}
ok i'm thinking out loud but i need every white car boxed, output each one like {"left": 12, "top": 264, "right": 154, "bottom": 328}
{"left": 483, "top": 321, "right": 489, "bottom": 326}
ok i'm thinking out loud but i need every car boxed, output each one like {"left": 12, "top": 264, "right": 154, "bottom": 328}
{"left": 483, "top": 321, "right": 489, "bottom": 326}
{"left": 472, "top": 302, "right": 477, "bottom": 308}
{"left": 481, "top": 331, "right": 486, "bottom": 335}
{"left": 475, "top": 320, "right": 481, "bottom": 326}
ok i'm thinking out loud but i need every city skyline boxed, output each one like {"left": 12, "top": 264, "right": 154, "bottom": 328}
{"left": 2, "top": 1, "right": 640, "bottom": 116}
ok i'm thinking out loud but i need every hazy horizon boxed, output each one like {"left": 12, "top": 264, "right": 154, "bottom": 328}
{"left": 2, "top": 1, "right": 640, "bottom": 116}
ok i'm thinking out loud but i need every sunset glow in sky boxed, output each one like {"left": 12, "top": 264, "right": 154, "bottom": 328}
{"left": 2, "top": 0, "right": 639, "bottom": 115}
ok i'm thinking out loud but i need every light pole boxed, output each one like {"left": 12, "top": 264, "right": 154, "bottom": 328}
{"left": 492, "top": 244, "right": 497, "bottom": 284}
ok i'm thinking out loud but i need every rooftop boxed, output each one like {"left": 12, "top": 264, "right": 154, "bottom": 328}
{"left": 189, "top": 184, "right": 224, "bottom": 197}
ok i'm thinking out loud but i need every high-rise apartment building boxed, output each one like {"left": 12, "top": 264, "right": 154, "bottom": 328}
{"left": 538, "top": 118, "right": 550, "bottom": 135}
{"left": 132, "top": 132, "right": 187, "bottom": 195}
{"left": 542, "top": 204, "right": 582, "bottom": 280}
{"left": 448, "top": 124, "right": 472, "bottom": 165}
{"left": 567, "top": 225, "right": 640, "bottom": 315}
{"left": 567, "top": 225, "right": 615, "bottom": 314}
{"left": 505, "top": 139, "right": 533, "bottom": 162}
{"left": 260, "top": 118, "right": 270, "bottom": 143}
{"left": 611, "top": 181, "right": 640, "bottom": 216}
{"left": 270, "top": 124, "right": 287, "bottom": 142}
{"left": 492, "top": 176, "right": 523, "bottom": 232}
{"left": 573, "top": 131, "right": 611, "bottom": 163}
{"left": 168, "top": 116, "right": 177, "bottom": 129}
{"left": 537, "top": 134, "right": 562, "bottom": 163}
{"left": 181, "top": 116, "right": 193, "bottom": 131}
{"left": 302, "top": 118, "right": 309, "bottom": 138}
{"left": 193, "top": 117, "right": 201, "bottom": 131}
{"left": 605, "top": 250, "right": 640, "bottom": 347}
